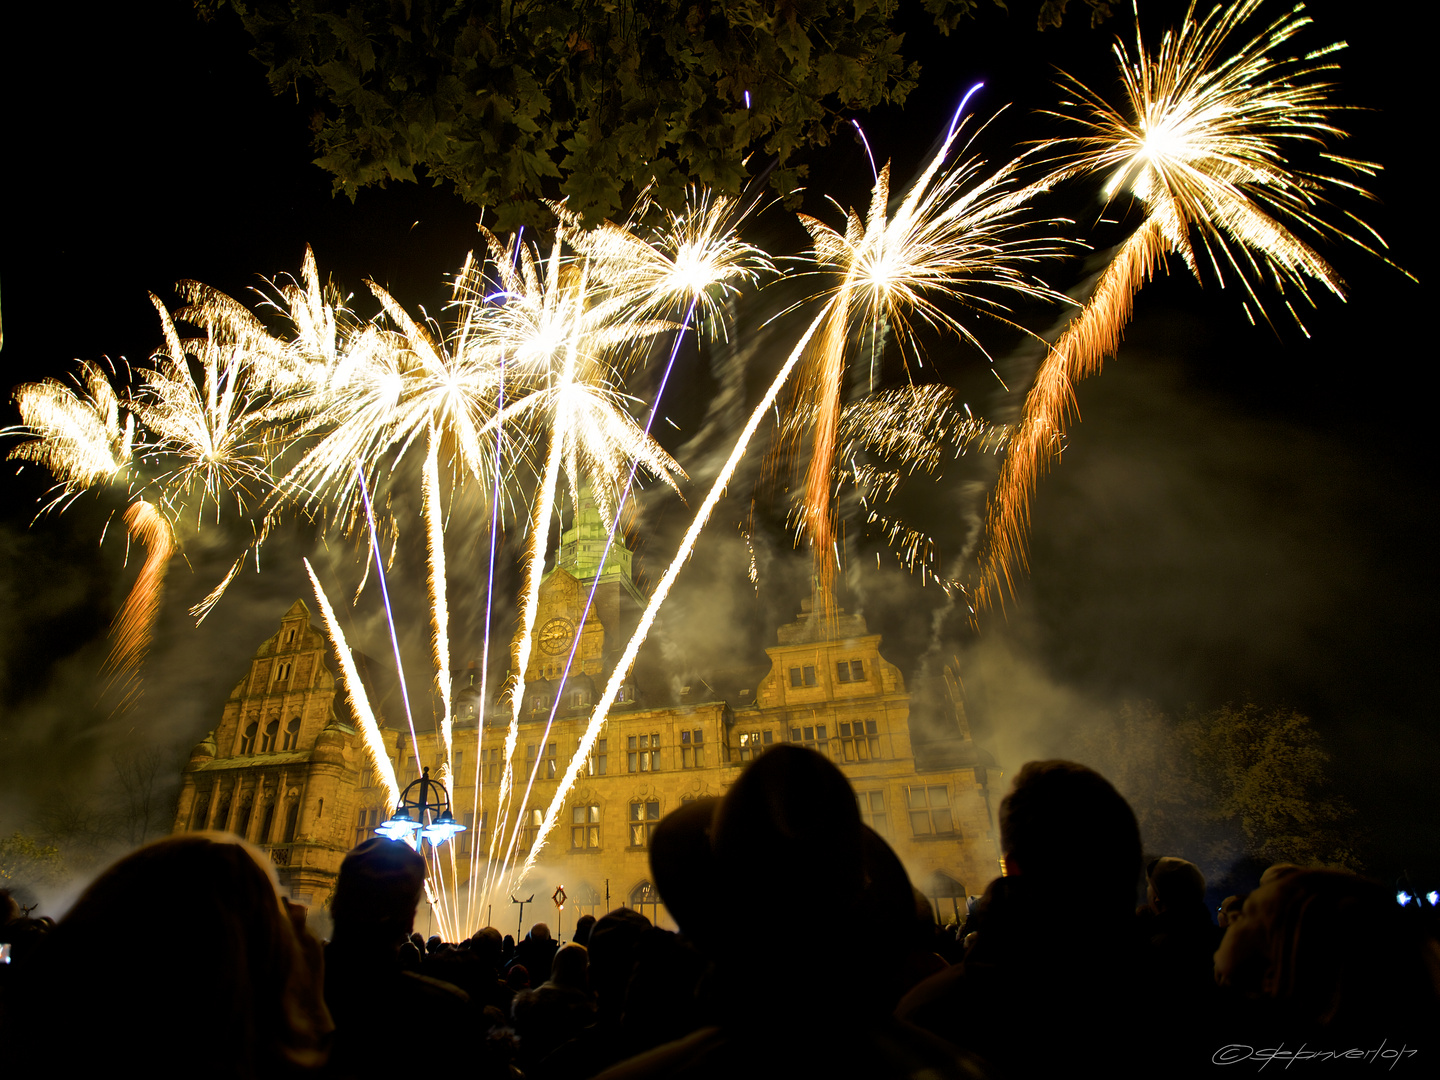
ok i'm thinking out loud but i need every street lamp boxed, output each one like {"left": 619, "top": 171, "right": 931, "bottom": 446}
{"left": 376, "top": 766, "right": 466, "bottom": 847}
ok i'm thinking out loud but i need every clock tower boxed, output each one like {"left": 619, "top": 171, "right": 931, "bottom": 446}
{"left": 523, "top": 489, "right": 643, "bottom": 685}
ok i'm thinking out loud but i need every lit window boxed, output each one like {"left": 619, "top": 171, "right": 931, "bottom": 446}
{"left": 839, "top": 720, "right": 881, "bottom": 761}
{"left": 738, "top": 730, "right": 772, "bottom": 762}
{"left": 239, "top": 723, "right": 258, "bottom": 755}
{"left": 908, "top": 786, "right": 955, "bottom": 836}
{"left": 282, "top": 717, "right": 301, "bottom": 751}
{"left": 629, "top": 800, "right": 660, "bottom": 847}
{"left": 571, "top": 805, "right": 601, "bottom": 849}
{"left": 857, "top": 790, "right": 887, "bottom": 834}
{"left": 627, "top": 733, "right": 660, "bottom": 772}
{"left": 680, "top": 729, "right": 705, "bottom": 768}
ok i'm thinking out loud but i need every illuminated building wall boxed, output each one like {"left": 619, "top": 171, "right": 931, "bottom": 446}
{"left": 174, "top": 507, "right": 1000, "bottom": 931}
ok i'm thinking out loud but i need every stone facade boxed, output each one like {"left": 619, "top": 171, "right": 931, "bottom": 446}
{"left": 175, "top": 505, "right": 1000, "bottom": 934}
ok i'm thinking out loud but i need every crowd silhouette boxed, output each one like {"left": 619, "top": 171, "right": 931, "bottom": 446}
{"left": 3, "top": 749, "right": 1435, "bottom": 1078}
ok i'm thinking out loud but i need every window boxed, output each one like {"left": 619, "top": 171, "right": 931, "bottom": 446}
{"left": 545, "top": 743, "right": 557, "bottom": 780}
{"left": 260, "top": 720, "right": 280, "bottom": 753}
{"left": 191, "top": 791, "right": 211, "bottom": 830}
{"left": 283, "top": 628, "right": 295, "bottom": 645}
{"left": 355, "top": 808, "right": 380, "bottom": 847}
{"left": 680, "top": 729, "right": 705, "bottom": 768}
{"left": 738, "top": 730, "right": 771, "bottom": 762}
{"left": 259, "top": 802, "right": 276, "bottom": 843}
{"left": 790, "top": 724, "right": 828, "bottom": 751}
{"left": 275, "top": 661, "right": 292, "bottom": 682}
{"left": 239, "top": 723, "right": 258, "bottom": 755}
{"left": 282, "top": 802, "right": 300, "bottom": 843}
{"left": 451, "top": 750, "right": 464, "bottom": 781}
{"left": 627, "top": 733, "right": 659, "bottom": 772}
{"left": 458, "top": 811, "right": 486, "bottom": 856}
{"left": 908, "top": 786, "right": 955, "bottom": 836}
{"left": 839, "top": 720, "right": 881, "bottom": 761}
{"left": 521, "top": 808, "right": 543, "bottom": 851}
{"left": 789, "top": 665, "right": 817, "bottom": 687}
{"left": 215, "top": 795, "right": 232, "bottom": 830}
{"left": 571, "top": 805, "right": 601, "bottom": 849}
{"left": 486, "top": 748, "right": 500, "bottom": 785}
{"left": 630, "top": 879, "right": 659, "bottom": 920}
{"left": 629, "top": 800, "right": 660, "bottom": 847}
{"left": 836, "top": 660, "right": 865, "bottom": 683}
{"left": 282, "top": 717, "right": 301, "bottom": 751}
{"left": 588, "top": 738, "right": 608, "bottom": 776}
{"left": 857, "top": 790, "right": 887, "bottom": 834}
{"left": 571, "top": 690, "right": 587, "bottom": 708}
{"left": 237, "top": 800, "right": 254, "bottom": 837}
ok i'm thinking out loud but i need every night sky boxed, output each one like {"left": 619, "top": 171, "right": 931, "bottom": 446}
{"left": 1, "top": 1, "right": 1432, "bottom": 894}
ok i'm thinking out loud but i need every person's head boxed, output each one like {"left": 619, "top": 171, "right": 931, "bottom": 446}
{"left": 573, "top": 913, "right": 596, "bottom": 946}
{"left": 1215, "top": 869, "right": 1440, "bottom": 1033}
{"left": 470, "top": 926, "right": 503, "bottom": 967}
{"left": 549, "top": 942, "right": 589, "bottom": 990}
{"left": 711, "top": 745, "right": 865, "bottom": 940}
{"left": 1147, "top": 857, "right": 1206, "bottom": 913}
{"left": 426, "top": 934, "right": 442, "bottom": 953}
{"left": 529, "top": 921, "right": 551, "bottom": 942}
{"left": 506, "top": 963, "right": 531, "bottom": 990}
{"left": 999, "top": 760, "right": 1141, "bottom": 912}
{"left": 1218, "top": 894, "right": 1245, "bottom": 929}
{"left": 28, "top": 832, "right": 329, "bottom": 1075}
{"left": 330, "top": 837, "right": 426, "bottom": 944}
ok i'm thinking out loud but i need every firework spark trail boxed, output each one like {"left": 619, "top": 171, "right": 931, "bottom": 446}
{"left": 422, "top": 435, "right": 453, "bottom": 772}
{"left": 510, "top": 301, "right": 833, "bottom": 888}
{"left": 973, "top": 0, "right": 1398, "bottom": 613}
{"left": 465, "top": 292, "right": 511, "bottom": 935}
{"left": 493, "top": 298, "right": 699, "bottom": 916}
{"left": 487, "top": 267, "right": 587, "bottom": 904}
{"left": 303, "top": 559, "right": 399, "bottom": 806}
{"left": 102, "top": 500, "right": 175, "bottom": 698}
{"left": 791, "top": 114, "right": 1073, "bottom": 624}
{"left": 356, "top": 469, "right": 425, "bottom": 783}
{"left": 975, "top": 221, "right": 1165, "bottom": 609}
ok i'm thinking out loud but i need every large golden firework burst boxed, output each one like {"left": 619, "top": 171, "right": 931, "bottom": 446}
{"left": 973, "top": 0, "right": 1401, "bottom": 614}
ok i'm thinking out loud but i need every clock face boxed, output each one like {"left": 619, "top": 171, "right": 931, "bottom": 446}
{"left": 539, "top": 617, "right": 576, "bottom": 655}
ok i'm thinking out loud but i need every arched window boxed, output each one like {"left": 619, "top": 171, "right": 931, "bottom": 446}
{"left": 282, "top": 801, "right": 300, "bottom": 844}
{"left": 214, "top": 794, "right": 232, "bottom": 831}
{"left": 926, "top": 871, "right": 967, "bottom": 927}
{"left": 261, "top": 719, "right": 280, "bottom": 753}
{"left": 629, "top": 879, "right": 660, "bottom": 923}
{"left": 191, "top": 790, "right": 212, "bottom": 830}
{"left": 571, "top": 881, "right": 602, "bottom": 918}
{"left": 259, "top": 801, "right": 276, "bottom": 843}
{"left": 237, "top": 800, "right": 254, "bottom": 838}
{"left": 282, "top": 717, "right": 301, "bottom": 751}
{"left": 239, "top": 723, "right": 258, "bottom": 755}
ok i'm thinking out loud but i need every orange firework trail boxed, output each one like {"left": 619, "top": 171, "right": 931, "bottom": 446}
{"left": 973, "top": 0, "right": 1404, "bottom": 613}
{"left": 103, "top": 499, "right": 175, "bottom": 696}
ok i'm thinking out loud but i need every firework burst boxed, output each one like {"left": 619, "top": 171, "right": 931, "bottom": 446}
{"left": 974, "top": 0, "right": 1402, "bottom": 612}
{"left": 788, "top": 116, "right": 1071, "bottom": 619}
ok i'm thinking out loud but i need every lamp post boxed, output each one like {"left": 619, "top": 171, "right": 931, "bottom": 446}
{"left": 376, "top": 766, "right": 466, "bottom": 849}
